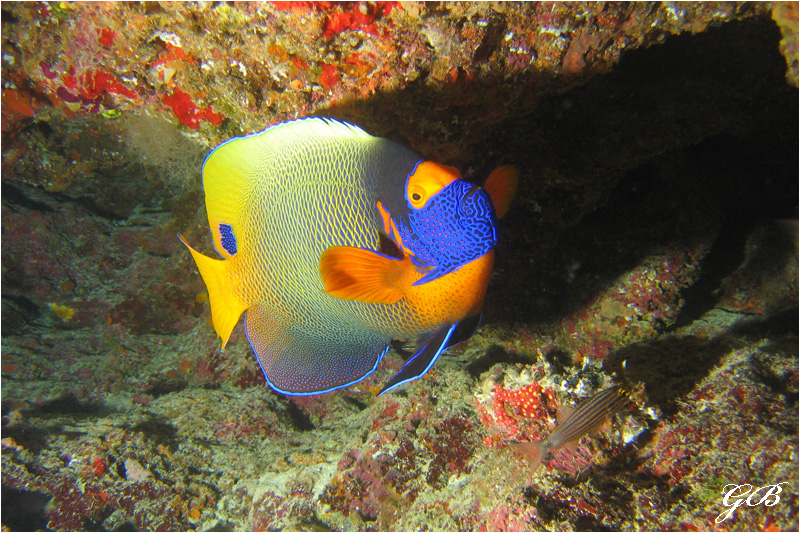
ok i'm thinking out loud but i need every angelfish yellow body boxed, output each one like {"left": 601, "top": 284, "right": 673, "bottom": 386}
{"left": 181, "top": 118, "right": 517, "bottom": 395}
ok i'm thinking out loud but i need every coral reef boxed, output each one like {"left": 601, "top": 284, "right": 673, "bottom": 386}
{"left": 0, "top": 2, "right": 777, "bottom": 152}
{"left": 2, "top": 2, "right": 797, "bottom": 532}
{"left": 772, "top": 1, "right": 799, "bottom": 86}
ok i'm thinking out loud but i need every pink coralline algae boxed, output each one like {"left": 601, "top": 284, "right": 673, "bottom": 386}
{"left": 631, "top": 342, "right": 799, "bottom": 531}
{"left": 320, "top": 1, "right": 396, "bottom": 40}
{"left": 422, "top": 416, "right": 477, "bottom": 488}
{"left": 319, "top": 63, "right": 341, "bottom": 88}
{"left": 2, "top": 458, "right": 185, "bottom": 531}
{"left": 558, "top": 247, "right": 705, "bottom": 362}
{"left": 320, "top": 446, "right": 397, "bottom": 522}
{"left": 318, "top": 411, "right": 479, "bottom": 529}
{"left": 484, "top": 503, "right": 538, "bottom": 532}
{"left": 272, "top": 1, "right": 397, "bottom": 40}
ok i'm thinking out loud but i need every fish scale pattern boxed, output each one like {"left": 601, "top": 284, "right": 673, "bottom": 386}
{"left": 228, "top": 124, "right": 429, "bottom": 393}
{"left": 246, "top": 304, "right": 391, "bottom": 394}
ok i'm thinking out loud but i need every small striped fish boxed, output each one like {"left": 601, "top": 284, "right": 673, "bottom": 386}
{"left": 511, "top": 386, "right": 630, "bottom": 472}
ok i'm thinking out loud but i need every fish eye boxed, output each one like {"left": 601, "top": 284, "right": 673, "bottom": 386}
{"left": 406, "top": 161, "right": 461, "bottom": 209}
{"left": 407, "top": 184, "right": 428, "bottom": 208}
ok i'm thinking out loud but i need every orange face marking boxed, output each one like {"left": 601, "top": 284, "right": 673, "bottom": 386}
{"left": 376, "top": 201, "right": 393, "bottom": 235}
{"left": 406, "top": 161, "right": 462, "bottom": 209}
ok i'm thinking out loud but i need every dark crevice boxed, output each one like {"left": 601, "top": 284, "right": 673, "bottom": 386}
{"left": 472, "top": 15, "right": 506, "bottom": 63}
{"left": 2, "top": 178, "right": 130, "bottom": 222}
{"left": 729, "top": 304, "right": 799, "bottom": 340}
{"left": 466, "top": 345, "right": 535, "bottom": 378}
{"left": 284, "top": 399, "right": 315, "bottom": 431}
{"left": 0, "top": 294, "right": 41, "bottom": 336}
{"left": 343, "top": 396, "right": 368, "bottom": 411}
{"left": 27, "top": 395, "right": 112, "bottom": 419}
{"left": 667, "top": 214, "right": 756, "bottom": 331}
{"left": 1, "top": 294, "right": 40, "bottom": 313}
{"left": 606, "top": 334, "right": 742, "bottom": 417}
{"left": 128, "top": 418, "right": 180, "bottom": 447}
{"left": 1, "top": 180, "right": 56, "bottom": 212}
{"left": 0, "top": 487, "right": 50, "bottom": 532}
{"left": 0, "top": 421, "right": 50, "bottom": 456}
{"left": 479, "top": 18, "right": 798, "bottom": 328}
{"left": 52, "top": 190, "right": 130, "bottom": 222}
{"left": 143, "top": 378, "right": 188, "bottom": 397}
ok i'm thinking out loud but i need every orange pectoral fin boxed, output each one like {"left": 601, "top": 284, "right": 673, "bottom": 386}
{"left": 483, "top": 164, "right": 519, "bottom": 219}
{"left": 320, "top": 246, "right": 412, "bottom": 304}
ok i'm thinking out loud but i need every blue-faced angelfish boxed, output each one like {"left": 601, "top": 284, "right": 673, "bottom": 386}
{"left": 180, "top": 118, "right": 517, "bottom": 396}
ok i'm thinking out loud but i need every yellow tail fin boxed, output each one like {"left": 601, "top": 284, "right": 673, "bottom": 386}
{"left": 179, "top": 234, "right": 248, "bottom": 349}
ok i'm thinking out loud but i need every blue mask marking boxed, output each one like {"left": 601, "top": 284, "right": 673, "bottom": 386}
{"left": 219, "top": 223, "right": 238, "bottom": 255}
{"left": 394, "top": 180, "right": 497, "bottom": 285}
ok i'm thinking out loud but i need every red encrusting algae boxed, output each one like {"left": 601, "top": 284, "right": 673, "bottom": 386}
{"left": 162, "top": 87, "right": 225, "bottom": 129}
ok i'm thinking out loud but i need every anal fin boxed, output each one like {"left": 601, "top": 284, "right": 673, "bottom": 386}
{"left": 245, "top": 305, "right": 391, "bottom": 395}
{"left": 445, "top": 314, "right": 482, "bottom": 349}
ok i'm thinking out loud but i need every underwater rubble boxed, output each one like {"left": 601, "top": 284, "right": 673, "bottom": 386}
{"left": 2, "top": 2, "right": 798, "bottom": 531}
